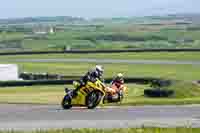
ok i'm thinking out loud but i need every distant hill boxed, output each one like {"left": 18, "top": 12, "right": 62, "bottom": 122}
{"left": 89, "top": 13, "right": 200, "bottom": 24}
{"left": 167, "top": 13, "right": 200, "bottom": 23}
{"left": 144, "top": 13, "right": 200, "bottom": 24}
{"left": 1, "top": 13, "right": 200, "bottom": 25}
{"left": 0, "top": 16, "right": 85, "bottom": 24}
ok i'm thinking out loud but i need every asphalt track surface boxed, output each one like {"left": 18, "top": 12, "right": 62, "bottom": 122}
{"left": 1, "top": 104, "right": 200, "bottom": 131}
{"left": 6, "top": 58, "right": 200, "bottom": 65}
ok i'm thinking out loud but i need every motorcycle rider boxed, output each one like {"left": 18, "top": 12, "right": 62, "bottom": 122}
{"left": 71, "top": 65, "right": 104, "bottom": 97}
{"left": 111, "top": 73, "right": 124, "bottom": 87}
{"left": 107, "top": 73, "right": 125, "bottom": 94}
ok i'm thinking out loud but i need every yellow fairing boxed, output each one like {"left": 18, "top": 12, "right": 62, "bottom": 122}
{"left": 71, "top": 79, "right": 106, "bottom": 106}
{"left": 71, "top": 90, "right": 86, "bottom": 105}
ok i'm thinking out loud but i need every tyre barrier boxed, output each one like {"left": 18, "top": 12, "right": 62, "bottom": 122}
{"left": 0, "top": 80, "right": 73, "bottom": 87}
{"left": 149, "top": 79, "right": 172, "bottom": 87}
{"left": 19, "top": 73, "right": 172, "bottom": 87}
{"left": 19, "top": 72, "right": 81, "bottom": 80}
{"left": 144, "top": 88, "right": 174, "bottom": 97}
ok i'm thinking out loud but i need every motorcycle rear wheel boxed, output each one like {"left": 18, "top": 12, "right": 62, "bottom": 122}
{"left": 103, "top": 90, "right": 124, "bottom": 104}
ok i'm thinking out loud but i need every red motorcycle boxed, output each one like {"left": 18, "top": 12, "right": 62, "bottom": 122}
{"left": 103, "top": 82, "right": 128, "bottom": 104}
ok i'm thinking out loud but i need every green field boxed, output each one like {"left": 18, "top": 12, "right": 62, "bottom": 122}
{"left": 0, "top": 32, "right": 24, "bottom": 42}
{"left": 25, "top": 25, "right": 200, "bottom": 50}
{"left": 1, "top": 127, "right": 200, "bottom": 133}
{"left": 1, "top": 21, "right": 200, "bottom": 51}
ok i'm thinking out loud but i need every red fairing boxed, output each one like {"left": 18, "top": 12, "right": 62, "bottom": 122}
{"left": 113, "top": 80, "right": 124, "bottom": 87}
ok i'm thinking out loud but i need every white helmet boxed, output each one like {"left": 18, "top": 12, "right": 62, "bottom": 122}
{"left": 95, "top": 65, "right": 104, "bottom": 77}
{"left": 116, "top": 73, "right": 123, "bottom": 80}
{"left": 117, "top": 73, "right": 123, "bottom": 78}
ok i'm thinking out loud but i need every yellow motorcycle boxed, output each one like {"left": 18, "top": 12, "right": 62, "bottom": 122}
{"left": 61, "top": 79, "right": 106, "bottom": 109}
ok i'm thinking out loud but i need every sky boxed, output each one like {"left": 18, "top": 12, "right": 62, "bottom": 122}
{"left": 1, "top": 0, "right": 200, "bottom": 19}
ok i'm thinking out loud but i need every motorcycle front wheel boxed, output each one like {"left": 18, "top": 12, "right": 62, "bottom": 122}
{"left": 61, "top": 94, "right": 72, "bottom": 109}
